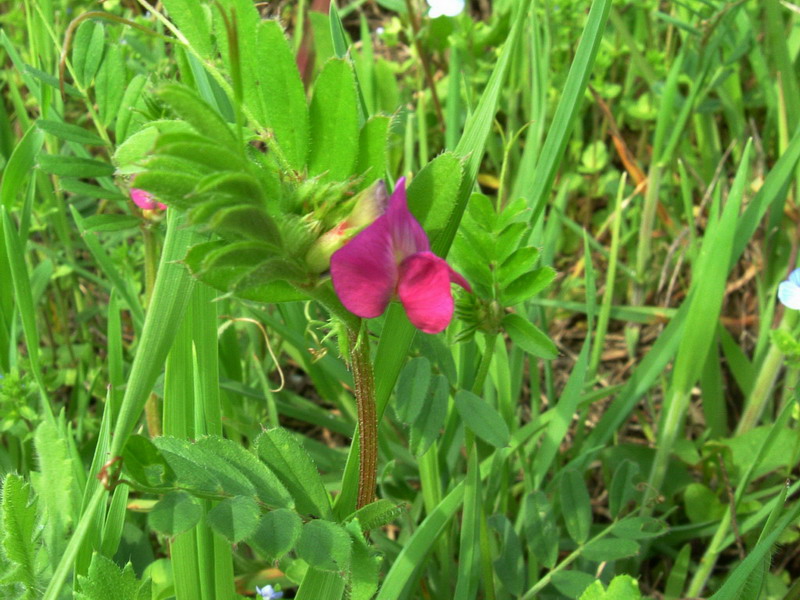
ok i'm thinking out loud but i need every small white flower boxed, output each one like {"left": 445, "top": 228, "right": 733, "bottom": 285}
{"left": 778, "top": 268, "right": 800, "bottom": 309}
{"left": 427, "top": 0, "right": 465, "bottom": 18}
{"left": 256, "top": 584, "right": 283, "bottom": 600}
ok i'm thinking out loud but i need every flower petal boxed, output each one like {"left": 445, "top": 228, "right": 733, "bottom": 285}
{"left": 779, "top": 279, "right": 800, "bottom": 310}
{"left": 427, "top": 0, "right": 465, "bottom": 18}
{"left": 397, "top": 251, "right": 459, "bottom": 334}
{"left": 448, "top": 265, "right": 471, "bottom": 292}
{"left": 131, "top": 188, "right": 166, "bottom": 211}
{"left": 789, "top": 268, "right": 800, "bottom": 287}
{"left": 385, "top": 177, "right": 430, "bottom": 259}
{"left": 330, "top": 214, "right": 397, "bottom": 318}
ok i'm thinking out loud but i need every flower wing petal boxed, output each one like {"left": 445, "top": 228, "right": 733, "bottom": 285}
{"left": 398, "top": 251, "right": 458, "bottom": 334}
{"left": 331, "top": 215, "right": 397, "bottom": 319}
{"left": 779, "top": 279, "right": 800, "bottom": 310}
{"left": 386, "top": 177, "right": 430, "bottom": 258}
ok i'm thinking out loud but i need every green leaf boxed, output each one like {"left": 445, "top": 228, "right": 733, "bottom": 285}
{"left": 500, "top": 267, "right": 556, "bottom": 306}
{"left": 559, "top": 469, "right": 592, "bottom": 544}
{"left": 157, "top": 84, "right": 237, "bottom": 148}
{"left": 409, "top": 374, "right": 449, "bottom": 457}
{"left": 161, "top": 0, "right": 213, "bottom": 58}
{"left": 609, "top": 459, "right": 640, "bottom": 518}
{"left": 72, "top": 21, "right": 104, "bottom": 87}
{"left": 36, "top": 120, "right": 106, "bottom": 146}
{"left": 1, "top": 125, "right": 43, "bottom": 210}
{"left": 247, "top": 508, "right": 302, "bottom": 561}
{"left": 76, "top": 553, "right": 147, "bottom": 600}
{"left": 38, "top": 154, "right": 114, "bottom": 178}
{"left": 551, "top": 571, "right": 595, "bottom": 599}
{"left": 115, "top": 74, "right": 148, "bottom": 143}
{"left": 96, "top": 44, "right": 126, "bottom": 127}
{"left": 348, "top": 499, "right": 404, "bottom": 531}
{"left": 356, "top": 116, "right": 390, "bottom": 188}
{"left": 395, "top": 357, "right": 431, "bottom": 424}
{"left": 308, "top": 58, "right": 359, "bottom": 181}
{"left": 347, "top": 520, "right": 380, "bottom": 600}
{"left": 0, "top": 474, "right": 38, "bottom": 595}
{"left": 502, "top": 313, "right": 557, "bottom": 359}
{"left": 60, "top": 179, "right": 127, "bottom": 201}
{"left": 194, "top": 436, "right": 293, "bottom": 508}
{"left": 683, "top": 483, "right": 726, "bottom": 524}
{"left": 582, "top": 537, "right": 640, "bottom": 562}
{"left": 498, "top": 246, "right": 540, "bottom": 287}
{"left": 256, "top": 428, "right": 332, "bottom": 519}
{"left": 206, "top": 496, "right": 261, "bottom": 543}
{"left": 121, "top": 435, "right": 176, "bottom": 490}
{"left": 254, "top": 20, "right": 309, "bottom": 170}
{"left": 82, "top": 214, "right": 141, "bottom": 233}
{"left": 453, "top": 390, "right": 510, "bottom": 448}
{"left": 116, "top": 120, "right": 203, "bottom": 169}
{"left": 155, "top": 135, "right": 247, "bottom": 172}
{"left": 184, "top": 240, "right": 280, "bottom": 291}
{"left": 579, "top": 575, "right": 642, "bottom": 600}
{"left": 132, "top": 170, "right": 197, "bottom": 207}
{"left": 611, "top": 516, "right": 667, "bottom": 540}
{"left": 208, "top": 204, "right": 281, "bottom": 242}
{"left": 407, "top": 152, "right": 463, "bottom": 242}
{"left": 296, "top": 520, "right": 352, "bottom": 572}
{"left": 488, "top": 514, "right": 524, "bottom": 595}
{"left": 154, "top": 436, "right": 253, "bottom": 499}
{"left": 33, "top": 421, "right": 76, "bottom": 555}
{"left": 148, "top": 491, "right": 202, "bottom": 536}
{"left": 523, "top": 491, "right": 558, "bottom": 569}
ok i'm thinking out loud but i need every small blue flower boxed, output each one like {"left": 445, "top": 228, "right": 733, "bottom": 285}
{"left": 256, "top": 584, "right": 283, "bottom": 600}
{"left": 779, "top": 268, "right": 800, "bottom": 310}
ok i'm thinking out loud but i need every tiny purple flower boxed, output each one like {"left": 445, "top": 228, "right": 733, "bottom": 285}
{"left": 778, "top": 268, "right": 800, "bottom": 310}
{"left": 255, "top": 584, "right": 283, "bottom": 599}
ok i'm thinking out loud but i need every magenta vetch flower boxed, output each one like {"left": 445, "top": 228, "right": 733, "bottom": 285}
{"left": 330, "top": 177, "right": 470, "bottom": 334}
{"left": 130, "top": 187, "right": 167, "bottom": 211}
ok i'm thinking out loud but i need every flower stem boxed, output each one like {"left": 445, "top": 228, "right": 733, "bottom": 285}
{"left": 350, "top": 328, "right": 378, "bottom": 509}
{"left": 142, "top": 224, "right": 162, "bottom": 437}
{"left": 297, "top": 281, "right": 377, "bottom": 509}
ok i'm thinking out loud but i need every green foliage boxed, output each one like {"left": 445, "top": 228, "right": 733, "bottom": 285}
{"left": 148, "top": 491, "right": 202, "bottom": 536}
{"left": 453, "top": 390, "right": 510, "bottom": 448}
{"left": 75, "top": 553, "right": 150, "bottom": 600}
{"left": 256, "top": 428, "right": 332, "bottom": 519}
{"left": 247, "top": 508, "right": 302, "bottom": 561}
{"left": 2, "top": 0, "right": 799, "bottom": 599}
{"left": 296, "top": 520, "right": 352, "bottom": 573}
{"left": 0, "top": 474, "right": 40, "bottom": 599}
{"left": 579, "top": 575, "right": 642, "bottom": 600}
{"left": 308, "top": 59, "right": 360, "bottom": 182}
{"left": 206, "top": 496, "right": 261, "bottom": 543}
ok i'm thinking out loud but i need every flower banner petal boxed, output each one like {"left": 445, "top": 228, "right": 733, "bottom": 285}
{"left": 385, "top": 177, "right": 430, "bottom": 259}
{"left": 331, "top": 215, "right": 398, "bottom": 318}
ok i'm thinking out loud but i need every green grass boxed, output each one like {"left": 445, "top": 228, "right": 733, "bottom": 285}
{"left": 1, "top": 0, "right": 799, "bottom": 599}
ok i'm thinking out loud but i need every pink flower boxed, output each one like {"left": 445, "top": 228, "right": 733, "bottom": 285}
{"left": 130, "top": 187, "right": 167, "bottom": 211}
{"left": 330, "top": 177, "right": 470, "bottom": 334}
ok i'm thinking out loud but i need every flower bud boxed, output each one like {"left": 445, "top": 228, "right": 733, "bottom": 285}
{"left": 305, "top": 181, "right": 389, "bottom": 273}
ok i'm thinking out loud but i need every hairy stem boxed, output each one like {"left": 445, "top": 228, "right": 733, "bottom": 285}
{"left": 350, "top": 328, "right": 378, "bottom": 509}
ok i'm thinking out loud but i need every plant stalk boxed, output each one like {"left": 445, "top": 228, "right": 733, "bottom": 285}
{"left": 350, "top": 328, "right": 378, "bottom": 509}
